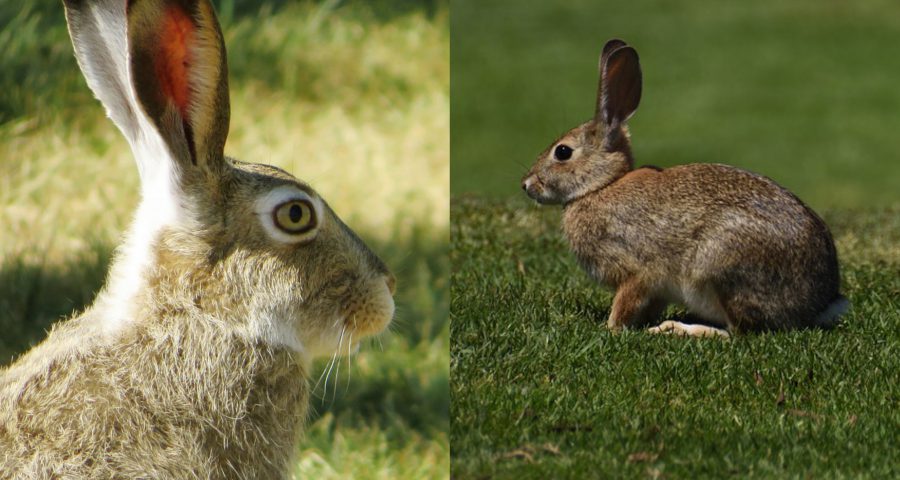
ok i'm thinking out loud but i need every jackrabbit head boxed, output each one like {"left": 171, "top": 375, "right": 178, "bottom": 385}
{"left": 64, "top": 0, "right": 395, "bottom": 360}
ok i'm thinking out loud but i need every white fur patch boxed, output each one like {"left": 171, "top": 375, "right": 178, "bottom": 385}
{"left": 648, "top": 321, "right": 730, "bottom": 338}
{"left": 254, "top": 186, "right": 324, "bottom": 244}
{"left": 98, "top": 110, "right": 185, "bottom": 336}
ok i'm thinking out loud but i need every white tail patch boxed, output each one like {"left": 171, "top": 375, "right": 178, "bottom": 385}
{"left": 815, "top": 296, "right": 850, "bottom": 328}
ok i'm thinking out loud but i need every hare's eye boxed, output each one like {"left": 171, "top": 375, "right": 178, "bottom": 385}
{"left": 554, "top": 144, "right": 573, "bottom": 161}
{"left": 274, "top": 200, "right": 316, "bottom": 234}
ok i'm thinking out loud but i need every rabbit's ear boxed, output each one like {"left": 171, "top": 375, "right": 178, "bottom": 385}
{"left": 593, "top": 39, "right": 628, "bottom": 122}
{"left": 64, "top": 0, "right": 229, "bottom": 190}
{"left": 127, "top": 0, "right": 230, "bottom": 174}
{"left": 599, "top": 39, "right": 627, "bottom": 72}
{"left": 595, "top": 43, "right": 642, "bottom": 128}
{"left": 64, "top": 0, "right": 144, "bottom": 157}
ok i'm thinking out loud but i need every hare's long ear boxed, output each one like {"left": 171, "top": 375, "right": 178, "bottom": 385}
{"left": 127, "top": 0, "right": 229, "bottom": 173}
{"left": 594, "top": 41, "right": 642, "bottom": 129}
{"left": 64, "top": 0, "right": 143, "bottom": 156}
{"left": 64, "top": 0, "right": 229, "bottom": 187}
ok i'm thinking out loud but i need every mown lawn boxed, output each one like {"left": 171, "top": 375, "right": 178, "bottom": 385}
{"left": 1, "top": 1, "right": 448, "bottom": 478}
{"left": 450, "top": 197, "right": 899, "bottom": 478}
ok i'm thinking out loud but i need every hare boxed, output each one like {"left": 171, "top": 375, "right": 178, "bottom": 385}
{"left": 521, "top": 39, "right": 848, "bottom": 338}
{"left": 0, "top": 0, "right": 395, "bottom": 477}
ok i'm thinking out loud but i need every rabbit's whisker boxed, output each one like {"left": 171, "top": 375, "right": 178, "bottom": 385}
{"left": 331, "top": 325, "right": 346, "bottom": 402}
{"left": 345, "top": 331, "right": 353, "bottom": 394}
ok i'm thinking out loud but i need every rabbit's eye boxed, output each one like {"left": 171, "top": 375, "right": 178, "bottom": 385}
{"left": 554, "top": 144, "right": 573, "bottom": 161}
{"left": 274, "top": 200, "right": 316, "bottom": 234}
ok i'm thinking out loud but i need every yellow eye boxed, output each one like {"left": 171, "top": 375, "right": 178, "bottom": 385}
{"left": 273, "top": 200, "right": 316, "bottom": 234}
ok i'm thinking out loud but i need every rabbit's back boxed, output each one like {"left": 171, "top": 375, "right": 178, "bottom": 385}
{"left": 563, "top": 163, "right": 840, "bottom": 331}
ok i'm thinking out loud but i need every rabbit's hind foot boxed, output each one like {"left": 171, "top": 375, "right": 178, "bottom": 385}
{"left": 647, "top": 321, "right": 730, "bottom": 338}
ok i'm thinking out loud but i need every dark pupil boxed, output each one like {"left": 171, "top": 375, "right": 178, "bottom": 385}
{"left": 555, "top": 144, "right": 573, "bottom": 161}
{"left": 289, "top": 204, "right": 303, "bottom": 223}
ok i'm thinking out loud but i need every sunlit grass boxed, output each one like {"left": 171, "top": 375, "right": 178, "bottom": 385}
{"left": 0, "top": 1, "right": 448, "bottom": 478}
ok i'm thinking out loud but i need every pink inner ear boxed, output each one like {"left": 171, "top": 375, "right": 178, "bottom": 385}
{"left": 155, "top": 6, "right": 194, "bottom": 121}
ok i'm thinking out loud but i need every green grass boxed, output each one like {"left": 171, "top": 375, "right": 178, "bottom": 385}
{"left": 1, "top": 1, "right": 448, "bottom": 478}
{"left": 450, "top": 197, "right": 900, "bottom": 478}
{"left": 451, "top": 0, "right": 900, "bottom": 210}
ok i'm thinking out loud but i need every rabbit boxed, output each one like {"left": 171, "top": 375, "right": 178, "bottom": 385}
{"left": 0, "top": 0, "right": 395, "bottom": 477}
{"left": 521, "top": 39, "right": 848, "bottom": 338}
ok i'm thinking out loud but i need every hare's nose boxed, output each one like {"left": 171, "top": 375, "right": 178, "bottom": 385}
{"left": 384, "top": 273, "right": 397, "bottom": 295}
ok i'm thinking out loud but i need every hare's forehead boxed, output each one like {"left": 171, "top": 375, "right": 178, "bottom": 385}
{"left": 230, "top": 161, "right": 317, "bottom": 195}
{"left": 232, "top": 160, "right": 295, "bottom": 181}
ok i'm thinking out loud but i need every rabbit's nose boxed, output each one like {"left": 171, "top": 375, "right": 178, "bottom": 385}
{"left": 384, "top": 273, "right": 397, "bottom": 295}
{"left": 522, "top": 177, "right": 535, "bottom": 192}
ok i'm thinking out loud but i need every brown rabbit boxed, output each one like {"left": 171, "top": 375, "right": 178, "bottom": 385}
{"left": 522, "top": 39, "right": 848, "bottom": 337}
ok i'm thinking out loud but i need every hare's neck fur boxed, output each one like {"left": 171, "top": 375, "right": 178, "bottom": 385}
{"left": 96, "top": 166, "right": 183, "bottom": 336}
{"left": 1, "top": 314, "right": 308, "bottom": 477}
{"left": 94, "top": 200, "right": 310, "bottom": 356}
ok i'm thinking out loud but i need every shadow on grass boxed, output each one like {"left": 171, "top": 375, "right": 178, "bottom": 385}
{"left": 0, "top": 226, "right": 449, "bottom": 439}
{"left": 0, "top": 241, "right": 111, "bottom": 365}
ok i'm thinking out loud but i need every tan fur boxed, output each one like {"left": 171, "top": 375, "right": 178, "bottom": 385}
{"left": 522, "top": 39, "right": 847, "bottom": 335}
{"left": 1, "top": 312, "right": 306, "bottom": 478}
{"left": 0, "top": 0, "right": 394, "bottom": 477}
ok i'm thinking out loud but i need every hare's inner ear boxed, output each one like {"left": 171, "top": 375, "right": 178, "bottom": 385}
{"left": 127, "top": 0, "right": 230, "bottom": 173}
{"left": 595, "top": 45, "right": 642, "bottom": 129}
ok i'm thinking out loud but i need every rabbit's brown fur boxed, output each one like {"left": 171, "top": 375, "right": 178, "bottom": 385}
{"left": 523, "top": 40, "right": 847, "bottom": 335}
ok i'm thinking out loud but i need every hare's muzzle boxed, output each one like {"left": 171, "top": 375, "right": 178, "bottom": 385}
{"left": 343, "top": 273, "right": 396, "bottom": 339}
{"left": 385, "top": 273, "right": 397, "bottom": 295}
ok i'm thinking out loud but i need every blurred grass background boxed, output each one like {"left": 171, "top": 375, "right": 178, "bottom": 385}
{"left": 0, "top": 0, "right": 448, "bottom": 478}
{"left": 451, "top": 0, "right": 900, "bottom": 209}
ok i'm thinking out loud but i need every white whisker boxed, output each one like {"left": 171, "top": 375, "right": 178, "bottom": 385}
{"left": 312, "top": 349, "right": 335, "bottom": 395}
{"left": 345, "top": 331, "right": 353, "bottom": 394}
{"left": 331, "top": 326, "right": 346, "bottom": 402}
{"left": 319, "top": 327, "right": 344, "bottom": 399}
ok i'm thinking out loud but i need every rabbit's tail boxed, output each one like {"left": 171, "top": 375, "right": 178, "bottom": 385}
{"left": 815, "top": 295, "right": 850, "bottom": 329}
